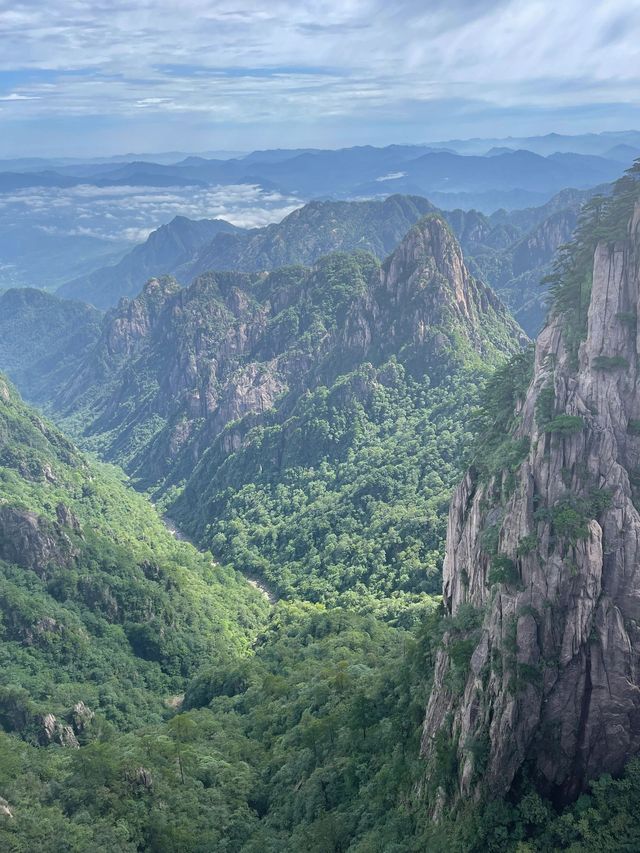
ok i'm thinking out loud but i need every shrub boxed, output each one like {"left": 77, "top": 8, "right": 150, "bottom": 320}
{"left": 488, "top": 555, "right": 519, "bottom": 586}
{"left": 540, "top": 489, "right": 613, "bottom": 544}
{"left": 535, "top": 384, "right": 556, "bottom": 428}
{"left": 543, "top": 414, "right": 584, "bottom": 435}
{"left": 516, "top": 534, "right": 538, "bottom": 557}
{"left": 480, "top": 523, "right": 501, "bottom": 557}
{"left": 628, "top": 419, "right": 640, "bottom": 436}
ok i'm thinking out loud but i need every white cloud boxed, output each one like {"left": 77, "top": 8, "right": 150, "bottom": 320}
{"left": 0, "top": 182, "right": 303, "bottom": 242}
{"left": 0, "top": 93, "right": 39, "bottom": 101}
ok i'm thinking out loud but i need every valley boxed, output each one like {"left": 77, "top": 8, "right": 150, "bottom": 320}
{"left": 1, "top": 143, "right": 640, "bottom": 851}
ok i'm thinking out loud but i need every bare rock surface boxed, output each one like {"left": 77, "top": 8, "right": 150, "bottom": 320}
{"left": 422, "top": 202, "right": 640, "bottom": 806}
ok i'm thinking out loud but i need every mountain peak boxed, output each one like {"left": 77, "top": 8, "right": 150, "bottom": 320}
{"left": 378, "top": 214, "right": 525, "bottom": 360}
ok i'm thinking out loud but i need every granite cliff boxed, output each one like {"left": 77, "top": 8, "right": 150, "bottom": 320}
{"left": 422, "top": 179, "right": 640, "bottom": 807}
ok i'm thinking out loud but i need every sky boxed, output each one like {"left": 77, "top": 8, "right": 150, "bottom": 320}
{"left": 0, "top": 0, "right": 639, "bottom": 157}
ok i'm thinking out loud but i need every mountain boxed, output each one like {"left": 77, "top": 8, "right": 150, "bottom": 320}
{"left": 463, "top": 206, "right": 580, "bottom": 334}
{"left": 3, "top": 164, "right": 640, "bottom": 853}
{"left": 429, "top": 130, "right": 640, "bottom": 157}
{"left": 57, "top": 196, "right": 436, "bottom": 307}
{"left": 16, "top": 216, "right": 525, "bottom": 608}
{"left": 180, "top": 194, "right": 438, "bottom": 279}
{"left": 0, "top": 288, "right": 103, "bottom": 401}
{"left": 169, "top": 216, "right": 526, "bottom": 605}
{"left": 421, "top": 166, "right": 640, "bottom": 808}
{"left": 58, "top": 216, "right": 242, "bottom": 308}
{"left": 55, "top": 192, "right": 585, "bottom": 336}
{"left": 352, "top": 149, "right": 621, "bottom": 200}
{"left": 1, "top": 144, "right": 622, "bottom": 214}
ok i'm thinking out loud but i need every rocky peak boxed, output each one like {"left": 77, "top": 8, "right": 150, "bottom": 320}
{"left": 421, "top": 197, "right": 640, "bottom": 808}
{"left": 381, "top": 215, "right": 477, "bottom": 320}
{"left": 104, "top": 276, "right": 179, "bottom": 359}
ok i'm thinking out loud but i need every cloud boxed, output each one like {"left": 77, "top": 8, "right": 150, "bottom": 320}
{"left": 0, "top": 0, "right": 638, "bottom": 152}
{"left": 0, "top": 182, "right": 302, "bottom": 242}
{"left": 0, "top": 93, "right": 39, "bottom": 101}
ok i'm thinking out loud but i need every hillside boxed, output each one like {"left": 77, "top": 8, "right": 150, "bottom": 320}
{"left": 0, "top": 372, "right": 267, "bottom": 739}
{"left": 58, "top": 216, "right": 241, "bottom": 308}
{"left": 0, "top": 288, "right": 103, "bottom": 402}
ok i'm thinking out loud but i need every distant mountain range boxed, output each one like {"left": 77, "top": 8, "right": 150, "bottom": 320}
{"left": 427, "top": 129, "right": 640, "bottom": 157}
{"left": 0, "top": 141, "right": 629, "bottom": 211}
{"left": 0, "top": 137, "right": 633, "bottom": 296}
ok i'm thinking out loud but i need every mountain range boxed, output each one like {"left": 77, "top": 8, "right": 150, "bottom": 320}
{"left": 60, "top": 188, "right": 598, "bottom": 334}
{"left": 1, "top": 215, "right": 525, "bottom": 607}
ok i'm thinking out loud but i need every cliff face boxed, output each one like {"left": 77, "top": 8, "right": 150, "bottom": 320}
{"left": 422, "top": 202, "right": 640, "bottom": 806}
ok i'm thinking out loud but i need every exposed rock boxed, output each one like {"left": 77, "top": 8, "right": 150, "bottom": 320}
{"left": 70, "top": 701, "right": 95, "bottom": 734}
{"left": 39, "top": 713, "right": 80, "bottom": 748}
{"left": 422, "top": 201, "right": 640, "bottom": 807}
{"left": 56, "top": 502, "right": 82, "bottom": 532}
{"left": 0, "top": 796, "right": 13, "bottom": 818}
{"left": 0, "top": 505, "right": 77, "bottom": 578}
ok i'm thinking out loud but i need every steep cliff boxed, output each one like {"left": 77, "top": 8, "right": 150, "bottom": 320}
{"left": 421, "top": 171, "right": 640, "bottom": 807}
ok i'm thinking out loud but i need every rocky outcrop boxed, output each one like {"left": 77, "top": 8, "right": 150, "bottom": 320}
{"left": 39, "top": 712, "right": 80, "bottom": 748}
{"left": 70, "top": 701, "right": 95, "bottom": 734}
{"left": 0, "top": 506, "right": 77, "bottom": 578}
{"left": 422, "top": 201, "right": 640, "bottom": 807}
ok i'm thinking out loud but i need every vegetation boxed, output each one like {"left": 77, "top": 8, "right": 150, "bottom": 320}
{"left": 470, "top": 344, "right": 534, "bottom": 478}
{"left": 543, "top": 414, "right": 585, "bottom": 435}
{"left": 592, "top": 355, "right": 629, "bottom": 371}
{"left": 3, "top": 175, "right": 640, "bottom": 851}
{"left": 0, "top": 374, "right": 268, "bottom": 735}
{"left": 174, "top": 363, "right": 487, "bottom": 612}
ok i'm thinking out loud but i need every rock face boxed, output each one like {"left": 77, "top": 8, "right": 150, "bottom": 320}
{"left": 422, "top": 202, "right": 640, "bottom": 806}
{"left": 39, "top": 712, "right": 80, "bottom": 748}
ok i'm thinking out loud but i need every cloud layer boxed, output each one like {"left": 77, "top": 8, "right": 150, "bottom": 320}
{"left": 0, "top": 0, "right": 639, "bottom": 153}
{"left": 0, "top": 182, "right": 302, "bottom": 242}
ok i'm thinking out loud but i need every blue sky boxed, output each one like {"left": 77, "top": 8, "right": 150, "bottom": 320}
{"left": 0, "top": 0, "right": 639, "bottom": 156}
